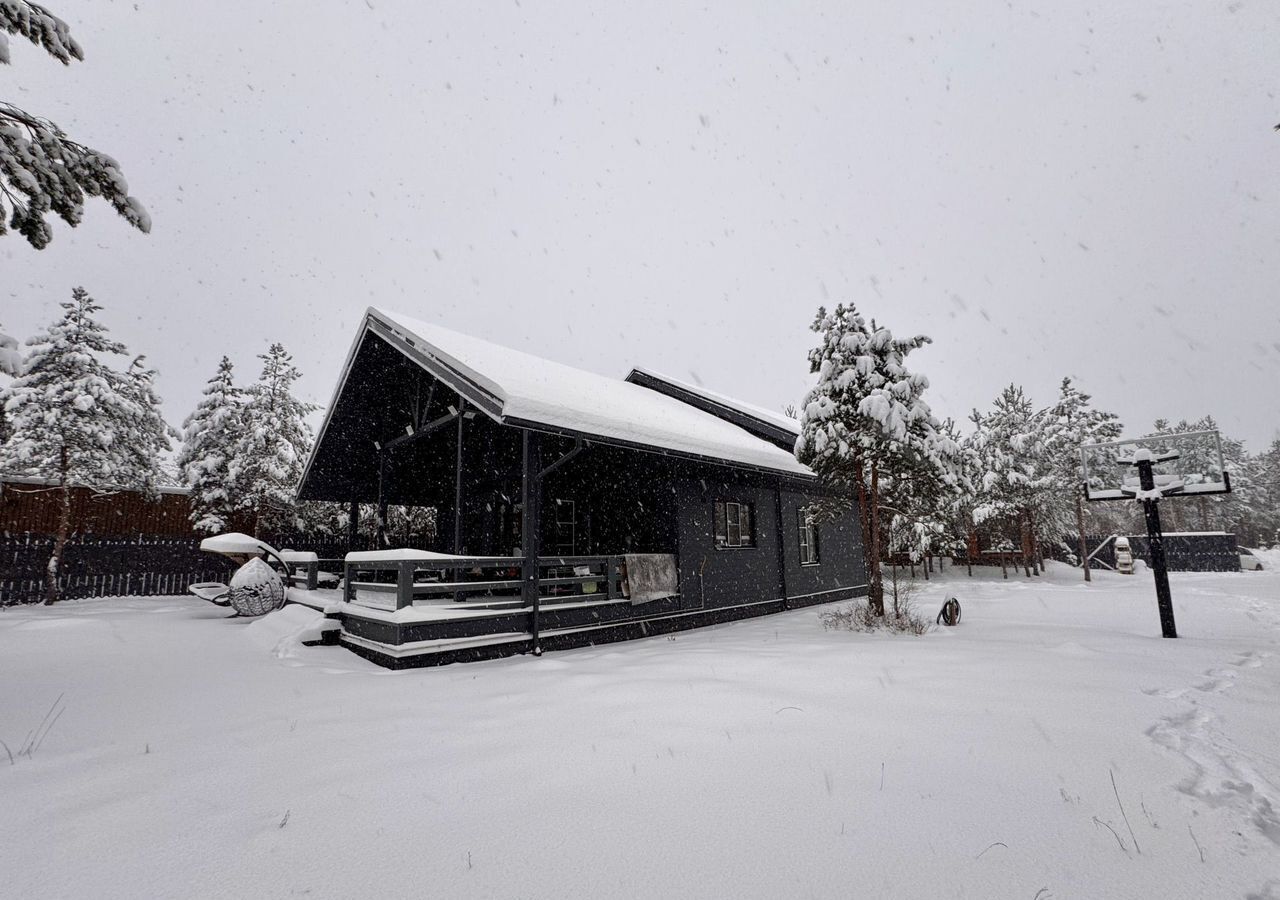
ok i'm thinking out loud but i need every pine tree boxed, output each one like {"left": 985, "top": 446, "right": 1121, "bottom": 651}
{"left": 0, "top": 287, "right": 168, "bottom": 601}
{"left": 970, "top": 385, "right": 1057, "bottom": 575}
{"left": 0, "top": 322, "right": 20, "bottom": 443}
{"left": 1043, "top": 378, "right": 1122, "bottom": 580}
{"left": 1, "top": 3, "right": 150, "bottom": 248}
{"left": 1145, "top": 416, "right": 1251, "bottom": 535}
{"left": 177, "top": 357, "right": 243, "bottom": 533}
{"left": 115, "top": 355, "right": 175, "bottom": 493}
{"left": 1249, "top": 438, "right": 1280, "bottom": 547}
{"left": 228, "top": 343, "right": 316, "bottom": 535}
{"left": 797, "top": 303, "right": 964, "bottom": 615}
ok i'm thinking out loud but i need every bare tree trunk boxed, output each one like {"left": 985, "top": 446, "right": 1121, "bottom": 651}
{"left": 1030, "top": 515, "right": 1041, "bottom": 576}
{"left": 889, "top": 562, "right": 900, "bottom": 618}
{"left": 966, "top": 523, "right": 974, "bottom": 577}
{"left": 868, "top": 460, "right": 884, "bottom": 616}
{"left": 1021, "top": 515, "right": 1033, "bottom": 578}
{"left": 45, "top": 446, "right": 72, "bottom": 605}
{"left": 1075, "top": 493, "right": 1092, "bottom": 582}
{"left": 854, "top": 457, "right": 875, "bottom": 606}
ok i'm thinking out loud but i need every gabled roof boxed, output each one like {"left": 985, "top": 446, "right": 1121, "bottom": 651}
{"left": 625, "top": 367, "right": 800, "bottom": 451}
{"left": 304, "top": 308, "right": 813, "bottom": 480}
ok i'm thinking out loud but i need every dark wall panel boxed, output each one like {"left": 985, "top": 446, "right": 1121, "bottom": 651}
{"left": 676, "top": 479, "right": 782, "bottom": 610}
{"left": 779, "top": 490, "right": 866, "bottom": 603}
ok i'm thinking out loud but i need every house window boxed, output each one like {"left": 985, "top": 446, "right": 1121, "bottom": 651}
{"left": 798, "top": 507, "right": 820, "bottom": 565}
{"left": 714, "top": 500, "right": 755, "bottom": 549}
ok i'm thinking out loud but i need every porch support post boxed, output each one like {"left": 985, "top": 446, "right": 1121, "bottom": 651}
{"left": 774, "top": 486, "right": 789, "bottom": 608}
{"left": 454, "top": 400, "right": 465, "bottom": 554}
{"left": 376, "top": 453, "right": 388, "bottom": 547}
{"left": 347, "top": 500, "right": 360, "bottom": 551}
{"left": 522, "top": 429, "right": 543, "bottom": 655}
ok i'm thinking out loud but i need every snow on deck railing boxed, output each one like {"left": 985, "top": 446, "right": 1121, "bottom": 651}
{"left": 341, "top": 552, "right": 628, "bottom": 610}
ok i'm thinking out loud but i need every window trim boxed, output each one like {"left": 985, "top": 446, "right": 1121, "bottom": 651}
{"left": 798, "top": 506, "right": 820, "bottom": 566}
{"left": 714, "top": 499, "right": 756, "bottom": 550}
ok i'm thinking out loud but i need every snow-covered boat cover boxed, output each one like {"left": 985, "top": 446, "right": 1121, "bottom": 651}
{"left": 199, "top": 532, "right": 280, "bottom": 557}
{"left": 370, "top": 308, "right": 812, "bottom": 477}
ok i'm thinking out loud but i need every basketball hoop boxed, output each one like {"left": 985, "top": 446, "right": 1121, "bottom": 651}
{"left": 1079, "top": 430, "right": 1232, "bottom": 639}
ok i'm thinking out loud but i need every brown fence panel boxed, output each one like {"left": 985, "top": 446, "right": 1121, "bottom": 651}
{"left": 1, "top": 480, "right": 195, "bottom": 536}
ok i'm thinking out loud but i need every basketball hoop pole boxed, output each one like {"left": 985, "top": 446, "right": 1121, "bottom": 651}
{"left": 1135, "top": 458, "right": 1178, "bottom": 639}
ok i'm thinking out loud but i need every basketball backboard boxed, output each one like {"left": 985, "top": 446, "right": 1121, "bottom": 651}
{"left": 1081, "top": 430, "right": 1231, "bottom": 501}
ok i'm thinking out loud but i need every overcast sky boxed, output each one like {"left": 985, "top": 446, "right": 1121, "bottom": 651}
{"left": 4, "top": 1, "right": 1277, "bottom": 449}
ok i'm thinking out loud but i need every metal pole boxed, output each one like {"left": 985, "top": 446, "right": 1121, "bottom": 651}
{"left": 454, "top": 400, "right": 465, "bottom": 554}
{"left": 1137, "top": 459, "right": 1177, "bottom": 639}
{"left": 521, "top": 430, "right": 543, "bottom": 655}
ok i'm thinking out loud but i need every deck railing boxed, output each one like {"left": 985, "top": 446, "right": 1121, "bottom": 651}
{"left": 342, "top": 554, "right": 626, "bottom": 610}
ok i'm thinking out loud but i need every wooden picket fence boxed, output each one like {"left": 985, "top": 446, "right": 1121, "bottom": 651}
{"left": 0, "top": 532, "right": 372, "bottom": 605}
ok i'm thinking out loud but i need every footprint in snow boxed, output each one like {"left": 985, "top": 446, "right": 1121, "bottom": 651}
{"left": 1146, "top": 707, "right": 1280, "bottom": 848}
{"left": 1232, "top": 651, "right": 1265, "bottom": 669}
{"left": 1142, "top": 686, "right": 1189, "bottom": 699}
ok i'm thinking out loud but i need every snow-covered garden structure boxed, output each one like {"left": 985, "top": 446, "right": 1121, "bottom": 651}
{"left": 294, "top": 308, "right": 867, "bottom": 667}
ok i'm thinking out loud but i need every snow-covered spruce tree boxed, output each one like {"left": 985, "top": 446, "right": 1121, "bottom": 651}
{"left": 0, "top": 287, "right": 169, "bottom": 602}
{"left": 115, "top": 355, "right": 176, "bottom": 492}
{"left": 227, "top": 343, "right": 316, "bottom": 536}
{"left": 797, "top": 304, "right": 964, "bottom": 615}
{"left": 1, "top": 2, "right": 150, "bottom": 248}
{"left": 1042, "top": 378, "right": 1121, "bottom": 580}
{"left": 970, "top": 385, "right": 1058, "bottom": 575}
{"left": 1248, "top": 438, "right": 1280, "bottom": 547}
{"left": 176, "top": 357, "right": 243, "bottom": 533}
{"left": 1145, "top": 416, "right": 1253, "bottom": 536}
{"left": 0, "top": 321, "right": 20, "bottom": 443}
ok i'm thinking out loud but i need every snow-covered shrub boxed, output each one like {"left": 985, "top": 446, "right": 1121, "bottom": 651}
{"left": 819, "top": 594, "right": 931, "bottom": 635}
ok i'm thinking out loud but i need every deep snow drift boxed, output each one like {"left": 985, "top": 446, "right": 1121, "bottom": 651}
{"left": 3, "top": 563, "right": 1279, "bottom": 899}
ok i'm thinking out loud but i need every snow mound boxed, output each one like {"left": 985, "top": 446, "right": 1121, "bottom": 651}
{"left": 243, "top": 604, "right": 335, "bottom": 658}
{"left": 1249, "top": 546, "right": 1280, "bottom": 570}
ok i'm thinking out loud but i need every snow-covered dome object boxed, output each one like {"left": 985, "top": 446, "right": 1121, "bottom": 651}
{"left": 227, "top": 557, "right": 286, "bottom": 617}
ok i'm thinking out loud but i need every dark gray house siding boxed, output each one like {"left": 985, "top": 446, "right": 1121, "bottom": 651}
{"left": 778, "top": 489, "right": 866, "bottom": 606}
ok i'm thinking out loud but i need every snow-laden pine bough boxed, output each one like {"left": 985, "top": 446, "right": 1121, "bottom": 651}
{"left": 253, "top": 308, "right": 872, "bottom": 668}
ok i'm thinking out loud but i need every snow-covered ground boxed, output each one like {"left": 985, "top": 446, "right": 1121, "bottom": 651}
{"left": 3, "top": 564, "right": 1279, "bottom": 899}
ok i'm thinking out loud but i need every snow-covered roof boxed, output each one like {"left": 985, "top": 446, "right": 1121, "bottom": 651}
{"left": 362, "top": 308, "right": 813, "bottom": 477}
{"left": 627, "top": 367, "right": 801, "bottom": 437}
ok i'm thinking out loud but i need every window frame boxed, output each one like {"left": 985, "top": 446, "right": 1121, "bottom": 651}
{"left": 713, "top": 499, "right": 756, "bottom": 550}
{"left": 798, "top": 507, "right": 820, "bottom": 566}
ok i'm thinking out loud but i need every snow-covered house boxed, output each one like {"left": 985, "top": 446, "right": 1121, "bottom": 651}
{"left": 296, "top": 308, "right": 867, "bottom": 667}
